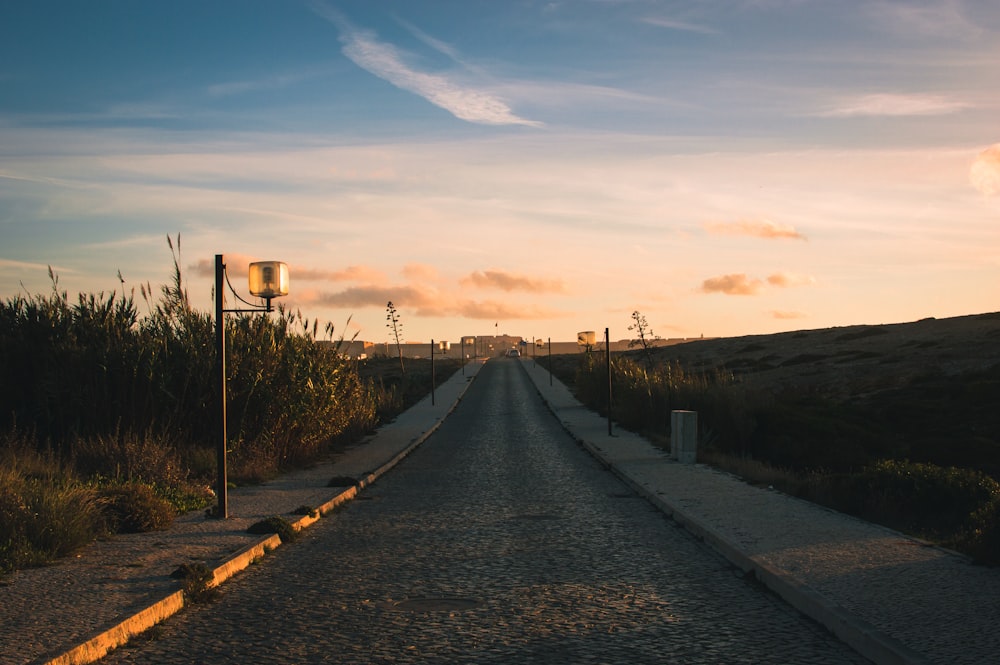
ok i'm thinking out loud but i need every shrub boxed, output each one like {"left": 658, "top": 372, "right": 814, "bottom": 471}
{"left": 247, "top": 516, "right": 298, "bottom": 543}
{"left": 856, "top": 460, "right": 1000, "bottom": 540}
{"left": 0, "top": 467, "right": 103, "bottom": 574}
{"left": 97, "top": 482, "right": 175, "bottom": 534}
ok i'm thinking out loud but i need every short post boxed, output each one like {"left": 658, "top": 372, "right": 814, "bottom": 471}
{"left": 671, "top": 410, "right": 698, "bottom": 463}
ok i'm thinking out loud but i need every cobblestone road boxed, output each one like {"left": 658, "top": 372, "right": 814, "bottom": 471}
{"left": 101, "top": 360, "right": 869, "bottom": 664}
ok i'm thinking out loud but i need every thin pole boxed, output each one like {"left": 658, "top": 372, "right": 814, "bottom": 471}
{"left": 214, "top": 254, "right": 228, "bottom": 519}
{"left": 606, "top": 327, "right": 612, "bottom": 436}
{"left": 431, "top": 339, "right": 436, "bottom": 406}
{"left": 461, "top": 337, "right": 465, "bottom": 376}
{"left": 548, "top": 337, "right": 552, "bottom": 386}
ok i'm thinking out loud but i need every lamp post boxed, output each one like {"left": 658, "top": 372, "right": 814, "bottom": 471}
{"left": 213, "top": 255, "right": 289, "bottom": 519}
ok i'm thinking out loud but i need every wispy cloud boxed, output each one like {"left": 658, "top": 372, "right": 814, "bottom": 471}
{"left": 970, "top": 144, "right": 1000, "bottom": 196}
{"left": 192, "top": 256, "right": 386, "bottom": 283}
{"left": 206, "top": 70, "right": 323, "bottom": 98}
{"left": 306, "top": 285, "right": 565, "bottom": 321}
{"left": 769, "top": 310, "right": 807, "bottom": 320}
{"left": 865, "top": 1, "right": 984, "bottom": 40}
{"left": 642, "top": 16, "right": 719, "bottom": 35}
{"left": 766, "top": 272, "right": 815, "bottom": 288}
{"left": 460, "top": 270, "right": 566, "bottom": 293}
{"left": 817, "top": 93, "right": 971, "bottom": 118}
{"left": 310, "top": 2, "right": 541, "bottom": 127}
{"left": 704, "top": 218, "right": 806, "bottom": 240}
{"left": 701, "top": 271, "right": 814, "bottom": 295}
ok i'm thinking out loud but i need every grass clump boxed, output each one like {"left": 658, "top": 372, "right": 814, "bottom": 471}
{"left": 247, "top": 516, "right": 298, "bottom": 543}
{"left": 96, "top": 482, "right": 175, "bottom": 534}
{"left": 172, "top": 562, "right": 218, "bottom": 603}
{"left": 291, "top": 505, "right": 318, "bottom": 518}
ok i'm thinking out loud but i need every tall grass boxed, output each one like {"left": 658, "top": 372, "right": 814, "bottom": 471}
{"left": 0, "top": 244, "right": 417, "bottom": 572}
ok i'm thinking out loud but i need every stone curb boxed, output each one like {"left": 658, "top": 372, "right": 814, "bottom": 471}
{"left": 37, "top": 366, "right": 479, "bottom": 665}
{"left": 519, "top": 360, "right": 929, "bottom": 665}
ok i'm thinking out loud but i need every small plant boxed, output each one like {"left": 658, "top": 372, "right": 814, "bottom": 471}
{"left": 291, "top": 505, "right": 318, "bottom": 518}
{"left": 247, "top": 516, "right": 298, "bottom": 543}
{"left": 97, "top": 482, "right": 175, "bottom": 534}
{"left": 386, "top": 300, "right": 405, "bottom": 375}
{"left": 628, "top": 310, "right": 659, "bottom": 370}
{"left": 172, "top": 562, "right": 218, "bottom": 603}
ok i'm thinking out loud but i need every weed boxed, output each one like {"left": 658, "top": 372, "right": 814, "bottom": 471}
{"left": 247, "top": 516, "right": 298, "bottom": 543}
{"left": 172, "top": 562, "right": 218, "bottom": 603}
{"left": 292, "top": 505, "right": 319, "bottom": 518}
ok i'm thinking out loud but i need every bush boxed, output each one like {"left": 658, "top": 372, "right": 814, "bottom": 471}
{"left": 96, "top": 482, "right": 175, "bottom": 534}
{"left": 247, "top": 516, "right": 297, "bottom": 543}
{"left": 856, "top": 460, "right": 1000, "bottom": 541}
{"left": 0, "top": 467, "right": 103, "bottom": 574}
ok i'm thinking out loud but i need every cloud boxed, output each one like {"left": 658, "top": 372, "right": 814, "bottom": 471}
{"left": 970, "top": 144, "right": 1000, "bottom": 196}
{"left": 769, "top": 310, "right": 807, "bottom": 320}
{"left": 817, "top": 93, "right": 971, "bottom": 118}
{"left": 191, "top": 256, "right": 386, "bottom": 283}
{"left": 460, "top": 270, "right": 566, "bottom": 293}
{"left": 701, "top": 272, "right": 814, "bottom": 295}
{"left": 700, "top": 273, "right": 763, "bottom": 296}
{"left": 452, "top": 300, "right": 567, "bottom": 321}
{"left": 642, "top": 16, "right": 719, "bottom": 35}
{"left": 704, "top": 219, "right": 806, "bottom": 240}
{"left": 766, "top": 272, "right": 815, "bottom": 288}
{"left": 311, "top": 2, "right": 540, "bottom": 127}
{"left": 306, "top": 285, "right": 565, "bottom": 321}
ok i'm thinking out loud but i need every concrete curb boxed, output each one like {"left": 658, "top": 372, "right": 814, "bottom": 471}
{"left": 519, "top": 360, "right": 930, "bottom": 665}
{"left": 38, "top": 366, "right": 479, "bottom": 665}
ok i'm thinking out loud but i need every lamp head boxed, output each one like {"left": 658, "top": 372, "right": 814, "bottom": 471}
{"left": 248, "top": 261, "right": 289, "bottom": 301}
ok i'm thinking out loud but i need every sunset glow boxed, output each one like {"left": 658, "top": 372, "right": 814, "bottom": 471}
{"left": 1, "top": 1, "right": 998, "bottom": 344}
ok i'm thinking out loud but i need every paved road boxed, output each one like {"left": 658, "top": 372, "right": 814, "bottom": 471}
{"left": 101, "top": 359, "right": 868, "bottom": 664}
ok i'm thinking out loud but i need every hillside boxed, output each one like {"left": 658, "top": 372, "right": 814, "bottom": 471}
{"left": 548, "top": 313, "right": 1000, "bottom": 479}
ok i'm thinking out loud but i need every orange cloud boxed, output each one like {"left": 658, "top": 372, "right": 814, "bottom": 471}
{"left": 307, "top": 286, "right": 567, "bottom": 321}
{"left": 460, "top": 269, "right": 566, "bottom": 293}
{"left": 704, "top": 219, "right": 806, "bottom": 240}
{"left": 701, "top": 274, "right": 764, "bottom": 295}
{"left": 970, "top": 144, "right": 1000, "bottom": 196}
{"left": 192, "top": 256, "right": 385, "bottom": 283}
{"left": 769, "top": 310, "right": 807, "bottom": 320}
{"left": 767, "top": 272, "right": 815, "bottom": 288}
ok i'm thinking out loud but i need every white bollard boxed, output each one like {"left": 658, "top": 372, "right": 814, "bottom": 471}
{"left": 670, "top": 410, "right": 698, "bottom": 464}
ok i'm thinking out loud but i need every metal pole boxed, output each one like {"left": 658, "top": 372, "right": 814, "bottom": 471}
{"left": 431, "top": 339, "right": 436, "bottom": 406}
{"left": 214, "top": 255, "right": 228, "bottom": 519}
{"left": 548, "top": 337, "right": 552, "bottom": 386}
{"left": 461, "top": 338, "right": 465, "bottom": 376}
{"left": 606, "top": 327, "right": 612, "bottom": 436}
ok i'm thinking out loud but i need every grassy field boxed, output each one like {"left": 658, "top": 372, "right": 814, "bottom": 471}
{"left": 543, "top": 312, "right": 1000, "bottom": 564}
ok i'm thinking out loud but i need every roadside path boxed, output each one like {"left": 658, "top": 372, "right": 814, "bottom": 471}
{"left": 523, "top": 356, "right": 1000, "bottom": 665}
{"left": 2, "top": 362, "right": 482, "bottom": 665}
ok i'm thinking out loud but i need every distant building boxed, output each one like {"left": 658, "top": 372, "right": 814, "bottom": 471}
{"left": 326, "top": 335, "right": 708, "bottom": 360}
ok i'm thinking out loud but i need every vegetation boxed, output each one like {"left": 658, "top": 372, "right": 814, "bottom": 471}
{"left": 565, "top": 347, "right": 1000, "bottom": 565}
{"left": 0, "top": 240, "right": 457, "bottom": 574}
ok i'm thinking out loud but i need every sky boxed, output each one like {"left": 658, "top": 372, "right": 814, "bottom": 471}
{"left": 1, "top": 1, "right": 998, "bottom": 345}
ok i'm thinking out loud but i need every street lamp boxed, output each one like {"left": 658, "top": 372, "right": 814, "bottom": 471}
{"left": 213, "top": 255, "right": 289, "bottom": 518}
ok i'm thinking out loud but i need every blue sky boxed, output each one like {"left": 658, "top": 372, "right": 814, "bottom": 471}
{"left": 1, "top": 1, "right": 998, "bottom": 344}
